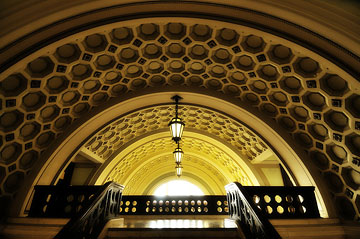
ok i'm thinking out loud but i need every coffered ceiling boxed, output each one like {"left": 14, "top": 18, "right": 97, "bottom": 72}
{"left": 0, "top": 1, "right": 359, "bottom": 220}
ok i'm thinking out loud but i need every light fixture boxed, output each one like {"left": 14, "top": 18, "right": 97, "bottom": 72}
{"left": 169, "top": 95, "right": 185, "bottom": 177}
{"left": 173, "top": 142, "right": 184, "bottom": 164}
{"left": 168, "top": 95, "right": 185, "bottom": 143}
{"left": 175, "top": 163, "right": 183, "bottom": 177}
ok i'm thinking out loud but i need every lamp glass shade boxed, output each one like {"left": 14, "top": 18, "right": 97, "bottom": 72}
{"left": 168, "top": 117, "right": 185, "bottom": 142}
{"left": 173, "top": 147, "right": 184, "bottom": 164}
{"left": 175, "top": 163, "right": 183, "bottom": 177}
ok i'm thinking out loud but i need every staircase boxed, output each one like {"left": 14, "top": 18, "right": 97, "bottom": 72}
{"left": 1, "top": 215, "right": 356, "bottom": 239}
{"left": 4, "top": 182, "right": 359, "bottom": 239}
{"left": 106, "top": 215, "right": 239, "bottom": 238}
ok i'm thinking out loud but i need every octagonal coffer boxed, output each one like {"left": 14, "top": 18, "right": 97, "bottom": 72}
{"left": 165, "top": 23, "right": 186, "bottom": 40}
{"left": 36, "top": 131, "right": 55, "bottom": 149}
{"left": 110, "top": 27, "right": 134, "bottom": 45}
{"left": 345, "top": 133, "right": 360, "bottom": 157}
{"left": 294, "top": 132, "right": 313, "bottom": 148}
{"left": 53, "top": 116, "right": 72, "bottom": 131}
{"left": 267, "top": 44, "right": 294, "bottom": 64}
{"left": 19, "top": 122, "right": 41, "bottom": 141}
{"left": 324, "top": 110, "right": 349, "bottom": 132}
{"left": 326, "top": 143, "right": 348, "bottom": 165}
{"left": 147, "top": 61, "right": 164, "bottom": 74}
{"left": 166, "top": 43, "right": 185, "bottom": 58}
{"left": 303, "top": 92, "right": 327, "bottom": 111}
{"left": 279, "top": 76, "right": 303, "bottom": 94}
{"left": 342, "top": 167, "right": 360, "bottom": 191}
{"left": 215, "top": 28, "right": 239, "bottom": 46}
{"left": 71, "top": 64, "right": 93, "bottom": 81}
{"left": 293, "top": 57, "right": 321, "bottom": 78}
{"left": 0, "top": 110, "right": 24, "bottom": 133}
{"left": 250, "top": 80, "right": 268, "bottom": 94}
{"left": 257, "top": 64, "right": 280, "bottom": 81}
{"left": 1, "top": 142, "right": 22, "bottom": 165}
{"left": 188, "top": 62, "right": 205, "bottom": 75}
{"left": 72, "top": 102, "right": 90, "bottom": 117}
{"left": 211, "top": 48, "right": 232, "bottom": 64}
{"left": 91, "top": 92, "right": 109, "bottom": 106}
{"left": 190, "top": 24, "right": 212, "bottom": 41}
{"left": 45, "top": 76, "right": 69, "bottom": 94}
{"left": 118, "top": 47, "right": 139, "bottom": 63}
{"left": 94, "top": 54, "right": 116, "bottom": 70}
{"left": 241, "top": 35, "right": 266, "bottom": 53}
{"left": 189, "top": 44, "right": 209, "bottom": 60}
{"left": 269, "top": 91, "right": 289, "bottom": 106}
{"left": 26, "top": 57, "right": 55, "bottom": 78}
{"left": 0, "top": 74, "right": 28, "bottom": 97}
{"left": 320, "top": 74, "right": 349, "bottom": 97}
{"left": 104, "top": 71, "right": 122, "bottom": 84}
{"left": 260, "top": 103, "right": 278, "bottom": 117}
{"left": 142, "top": 43, "right": 162, "bottom": 59}
{"left": 290, "top": 106, "right": 309, "bottom": 123}
{"left": 137, "top": 23, "right": 160, "bottom": 40}
{"left": 21, "top": 91, "right": 46, "bottom": 112}
{"left": 19, "top": 150, "right": 39, "bottom": 170}
{"left": 308, "top": 122, "right": 329, "bottom": 141}
{"left": 310, "top": 150, "right": 329, "bottom": 170}
{"left": 39, "top": 105, "right": 60, "bottom": 123}
{"left": 54, "top": 44, "right": 81, "bottom": 63}
{"left": 345, "top": 94, "right": 360, "bottom": 118}
{"left": 278, "top": 116, "right": 296, "bottom": 132}
{"left": 83, "top": 34, "right": 108, "bottom": 53}
{"left": 234, "top": 55, "right": 255, "bottom": 71}
{"left": 61, "top": 90, "right": 80, "bottom": 106}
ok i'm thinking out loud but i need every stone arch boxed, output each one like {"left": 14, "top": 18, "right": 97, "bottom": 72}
{"left": 0, "top": 1, "right": 359, "bottom": 220}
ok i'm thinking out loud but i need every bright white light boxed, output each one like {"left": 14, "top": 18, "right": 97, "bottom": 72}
{"left": 154, "top": 180, "right": 204, "bottom": 196}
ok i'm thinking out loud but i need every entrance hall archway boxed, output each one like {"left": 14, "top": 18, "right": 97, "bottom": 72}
{"left": 1, "top": 0, "right": 359, "bottom": 221}
{"left": 13, "top": 91, "right": 331, "bottom": 218}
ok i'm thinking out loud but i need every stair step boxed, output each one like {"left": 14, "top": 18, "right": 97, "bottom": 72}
{"left": 271, "top": 218, "right": 347, "bottom": 239}
{"left": 105, "top": 216, "right": 238, "bottom": 238}
{"left": 107, "top": 228, "right": 239, "bottom": 238}
{"left": 3, "top": 216, "right": 358, "bottom": 239}
{"left": 1, "top": 218, "right": 68, "bottom": 239}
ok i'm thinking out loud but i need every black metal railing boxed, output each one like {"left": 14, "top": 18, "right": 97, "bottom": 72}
{"left": 242, "top": 186, "right": 320, "bottom": 219}
{"left": 226, "top": 183, "right": 280, "bottom": 239}
{"left": 29, "top": 182, "right": 124, "bottom": 239}
{"left": 118, "top": 195, "right": 228, "bottom": 215}
{"left": 226, "top": 183, "right": 321, "bottom": 239}
{"left": 28, "top": 181, "right": 321, "bottom": 239}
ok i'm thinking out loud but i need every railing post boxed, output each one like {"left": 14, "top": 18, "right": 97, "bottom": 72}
{"left": 226, "top": 182, "right": 281, "bottom": 239}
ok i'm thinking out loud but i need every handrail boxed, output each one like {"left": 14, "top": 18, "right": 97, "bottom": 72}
{"left": 29, "top": 182, "right": 124, "bottom": 239}
{"left": 54, "top": 182, "right": 124, "bottom": 239}
{"left": 225, "top": 182, "right": 281, "bottom": 239}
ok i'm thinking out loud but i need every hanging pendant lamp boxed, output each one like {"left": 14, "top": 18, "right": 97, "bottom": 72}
{"left": 175, "top": 163, "right": 183, "bottom": 177}
{"left": 168, "top": 95, "right": 185, "bottom": 143}
{"left": 173, "top": 142, "right": 184, "bottom": 164}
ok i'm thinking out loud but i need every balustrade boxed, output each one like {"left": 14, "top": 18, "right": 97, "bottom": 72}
{"left": 244, "top": 186, "right": 320, "bottom": 219}
{"left": 29, "top": 182, "right": 124, "bottom": 239}
{"left": 28, "top": 182, "right": 321, "bottom": 239}
{"left": 226, "top": 183, "right": 320, "bottom": 239}
{"left": 118, "top": 195, "right": 228, "bottom": 215}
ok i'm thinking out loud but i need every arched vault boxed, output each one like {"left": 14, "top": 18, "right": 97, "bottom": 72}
{"left": 0, "top": 0, "right": 359, "bottom": 221}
